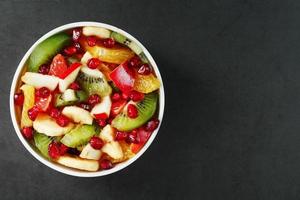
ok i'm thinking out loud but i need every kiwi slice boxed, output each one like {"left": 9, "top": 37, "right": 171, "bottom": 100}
{"left": 112, "top": 92, "right": 158, "bottom": 131}
{"left": 77, "top": 66, "right": 112, "bottom": 97}
{"left": 54, "top": 94, "right": 76, "bottom": 107}
{"left": 75, "top": 90, "right": 88, "bottom": 102}
{"left": 60, "top": 125, "right": 97, "bottom": 148}
{"left": 28, "top": 33, "right": 71, "bottom": 72}
{"left": 34, "top": 132, "right": 52, "bottom": 159}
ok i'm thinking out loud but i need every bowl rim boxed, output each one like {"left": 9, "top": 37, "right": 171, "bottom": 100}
{"left": 9, "top": 21, "right": 165, "bottom": 177}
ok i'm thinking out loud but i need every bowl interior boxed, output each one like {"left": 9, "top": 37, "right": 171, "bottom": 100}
{"left": 10, "top": 22, "right": 165, "bottom": 177}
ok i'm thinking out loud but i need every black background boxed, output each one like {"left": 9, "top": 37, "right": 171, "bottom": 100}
{"left": 1, "top": 0, "right": 300, "bottom": 199}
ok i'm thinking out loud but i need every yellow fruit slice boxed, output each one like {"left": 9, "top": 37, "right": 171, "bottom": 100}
{"left": 134, "top": 74, "right": 161, "bottom": 93}
{"left": 86, "top": 45, "right": 134, "bottom": 64}
{"left": 20, "top": 84, "right": 35, "bottom": 128}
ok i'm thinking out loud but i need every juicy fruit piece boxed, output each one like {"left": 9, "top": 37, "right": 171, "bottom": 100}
{"left": 54, "top": 94, "right": 76, "bottom": 107}
{"left": 56, "top": 155, "right": 99, "bottom": 171}
{"left": 64, "top": 46, "right": 77, "bottom": 55}
{"left": 109, "top": 63, "right": 135, "bottom": 93}
{"left": 60, "top": 125, "right": 97, "bottom": 148}
{"left": 102, "top": 141, "right": 124, "bottom": 160}
{"left": 59, "top": 144, "right": 69, "bottom": 155}
{"left": 111, "top": 32, "right": 143, "bottom": 55}
{"left": 33, "top": 114, "right": 74, "bottom": 136}
{"left": 49, "top": 108, "right": 61, "bottom": 119}
{"left": 87, "top": 36, "right": 97, "bottom": 46}
{"left": 56, "top": 115, "right": 71, "bottom": 127}
{"left": 112, "top": 93, "right": 158, "bottom": 131}
{"left": 49, "top": 54, "right": 68, "bottom": 78}
{"left": 127, "top": 104, "right": 138, "bottom": 118}
{"left": 34, "top": 132, "right": 52, "bottom": 159}
{"left": 27, "top": 106, "right": 39, "bottom": 121}
{"left": 87, "top": 94, "right": 101, "bottom": 106}
{"left": 130, "top": 128, "right": 152, "bottom": 154}
{"left": 77, "top": 66, "right": 112, "bottom": 97}
{"left": 100, "top": 159, "right": 113, "bottom": 169}
{"left": 110, "top": 99, "right": 127, "bottom": 117}
{"left": 62, "top": 89, "right": 77, "bottom": 102}
{"left": 14, "top": 92, "right": 24, "bottom": 106}
{"left": 21, "top": 72, "right": 59, "bottom": 91}
{"left": 80, "top": 144, "right": 102, "bottom": 160}
{"left": 89, "top": 136, "right": 104, "bottom": 149}
{"left": 145, "top": 119, "right": 160, "bottom": 131}
{"left": 82, "top": 26, "right": 111, "bottom": 38}
{"left": 87, "top": 58, "right": 101, "bottom": 69}
{"left": 48, "top": 142, "right": 61, "bottom": 159}
{"left": 20, "top": 85, "right": 35, "bottom": 128}
{"left": 138, "top": 63, "right": 151, "bottom": 75}
{"left": 102, "top": 38, "right": 115, "bottom": 48}
{"left": 99, "top": 125, "right": 115, "bottom": 142}
{"left": 80, "top": 51, "right": 93, "bottom": 64}
{"left": 128, "top": 56, "right": 142, "bottom": 68}
{"left": 69, "top": 82, "right": 80, "bottom": 90}
{"left": 129, "top": 90, "right": 144, "bottom": 102}
{"left": 76, "top": 90, "right": 88, "bottom": 102}
{"left": 28, "top": 33, "right": 71, "bottom": 72}
{"left": 134, "top": 74, "right": 160, "bottom": 94}
{"left": 21, "top": 127, "right": 34, "bottom": 139}
{"left": 62, "top": 106, "right": 93, "bottom": 125}
{"left": 36, "top": 87, "right": 50, "bottom": 98}
{"left": 91, "top": 96, "right": 112, "bottom": 118}
{"left": 58, "top": 62, "right": 81, "bottom": 92}
{"left": 98, "top": 119, "right": 107, "bottom": 127}
{"left": 35, "top": 94, "right": 52, "bottom": 111}
{"left": 115, "top": 131, "right": 128, "bottom": 141}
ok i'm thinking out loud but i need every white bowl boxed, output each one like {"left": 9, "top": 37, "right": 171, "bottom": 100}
{"left": 9, "top": 22, "right": 165, "bottom": 177}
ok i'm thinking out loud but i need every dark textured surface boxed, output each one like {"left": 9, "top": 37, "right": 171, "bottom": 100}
{"left": 1, "top": 0, "right": 300, "bottom": 199}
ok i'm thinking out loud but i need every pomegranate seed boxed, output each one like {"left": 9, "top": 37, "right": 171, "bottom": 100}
{"left": 121, "top": 92, "right": 130, "bottom": 100}
{"left": 49, "top": 108, "right": 61, "bottom": 119}
{"left": 48, "top": 142, "right": 60, "bottom": 159}
{"left": 87, "top": 36, "right": 97, "bottom": 46}
{"left": 21, "top": 127, "right": 33, "bottom": 139}
{"left": 88, "top": 94, "right": 101, "bottom": 106}
{"left": 87, "top": 58, "right": 101, "bottom": 69}
{"left": 102, "top": 38, "right": 115, "bottom": 48}
{"left": 69, "top": 82, "right": 80, "bottom": 90}
{"left": 127, "top": 104, "right": 138, "bottom": 118}
{"left": 138, "top": 63, "right": 151, "bottom": 75}
{"left": 115, "top": 131, "right": 128, "bottom": 141}
{"left": 94, "top": 113, "right": 108, "bottom": 120}
{"left": 112, "top": 93, "right": 121, "bottom": 101}
{"left": 127, "top": 130, "right": 139, "bottom": 143}
{"left": 74, "top": 42, "right": 81, "bottom": 51}
{"left": 145, "top": 119, "right": 160, "bottom": 131}
{"left": 14, "top": 92, "right": 24, "bottom": 106}
{"left": 64, "top": 46, "right": 77, "bottom": 55}
{"left": 59, "top": 144, "right": 69, "bottom": 155}
{"left": 28, "top": 106, "right": 39, "bottom": 121}
{"left": 72, "top": 28, "right": 81, "bottom": 42}
{"left": 89, "top": 136, "right": 104, "bottom": 149}
{"left": 100, "top": 159, "right": 113, "bottom": 169}
{"left": 98, "top": 119, "right": 107, "bottom": 127}
{"left": 56, "top": 115, "right": 70, "bottom": 127}
{"left": 128, "top": 56, "right": 141, "bottom": 68}
{"left": 36, "top": 87, "right": 50, "bottom": 98}
{"left": 38, "top": 64, "right": 50, "bottom": 75}
{"left": 129, "top": 91, "right": 144, "bottom": 102}
{"left": 79, "top": 103, "right": 91, "bottom": 111}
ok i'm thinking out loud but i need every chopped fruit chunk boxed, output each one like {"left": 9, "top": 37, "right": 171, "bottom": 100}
{"left": 91, "top": 96, "right": 112, "bottom": 118}
{"left": 28, "top": 106, "right": 39, "bottom": 121}
{"left": 20, "top": 85, "right": 35, "bottom": 128}
{"left": 87, "top": 36, "right": 97, "bottom": 46}
{"left": 110, "top": 63, "right": 135, "bottom": 93}
{"left": 88, "top": 94, "right": 101, "bottom": 106}
{"left": 56, "top": 115, "right": 71, "bottom": 127}
{"left": 56, "top": 155, "right": 99, "bottom": 171}
{"left": 34, "top": 132, "right": 52, "bottom": 158}
{"left": 87, "top": 58, "right": 101, "bottom": 69}
{"left": 48, "top": 142, "right": 60, "bottom": 159}
{"left": 38, "top": 64, "right": 50, "bottom": 75}
{"left": 102, "top": 38, "right": 115, "bottom": 48}
{"left": 134, "top": 74, "right": 160, "bottom": 94}
{"left": 49, "top": 108, "right": 61, "bottom": 119}
{"left": 58, "top": 62, "right": 81, "bottom": 92}
{"left": 36, "top": 87, "right": 50, "bottom": 98}
{"left": 129, "top": 90, "right": 144, "bottom": 102}
{"left": 115, "top": 131, "right": 128, "bottom": 141}
{"left": 145, "top": 119, "right": 160, "bottom": 131}
{"left": 127, "top": 130, "right": 139, "bottom": 144}
{"left": 99, "top": 125, "right": 115, "bottom": 142}
{"left": 110, "top": 99, "right": 127, "bottom": 117}
{"left": 80, "top": 144, "right": 102, "bottom": 160}
{"left": 89, "top": 136, "right": 104, "bottom": 149}
{"left": 94, "top": 113, "right": 108, "bottom": 120}
{"left": 64, "top": 46, "right": 77, "bottom": 55}
{"left": 130, "top": 128, "right": 152, "bottom": 154}
{"left": 35, "top": 94, "right": 52, "bottom": 112}
{"left": 14, "top": 92, "right": 24, "bottom": 106}
{"left": 100, "top": 159, "right": 113, "bottom": 170}
{"left": 137, "top": 63, "right": 151, "bottom": 75}
{"left": 69, "top": 82, "right": 80, "bottom": 90}
{"left": 82, "top": 26, "right": 111, "bottom": 38}
{"left": 127, "top": 104, "right": 138, "bottom": 118}
{"left": 21, "top": 127, "right": 34, "bottom": 139}
{"left": 80, "top": 51, "right": 93, "bottom": 64}
{"left": 102, "top": 141, "right": 124, "bottom": 160}
{"left": 128, "top": 56, "right": 141, "bottom": 68}
{"left": 49, "top": 54, "right": 68, "bottom": 78}
{"left": 62, "top": 106, "right": 93, "bottom": 125}
{"left": 21, "top": 72, "right": 59, "bottom": 91}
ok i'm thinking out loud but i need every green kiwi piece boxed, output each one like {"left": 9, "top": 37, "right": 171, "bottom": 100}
{"left": 112, "top": 92, "right": 158, "bottom": 131}
{"left": 34, "top": 132, "right": 52, "bottom": 159}
{"left": 75, "top": 90, "right": 88, "bottom": 102}
{"left": 60, "top": 125, "right": 97, "bottom": 148}
{"left": 54, "top": 94, "right": 76, "bottom": 107}
{"left": 28, "top": 32, "right": 71, "bottom": 72}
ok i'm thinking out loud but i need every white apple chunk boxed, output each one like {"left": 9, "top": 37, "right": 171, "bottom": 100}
{"left": 101, "top": 141, "right": 124, "bottom": 160}
{"left": 80, "top": 144, "right": 102, "bottom": 160}
{"left": 59, "top": 66, "right": 81, "bottom": 92}
{"left": 62, "top": 89, "right": 78, "bottom": 102}
{"left": 81, "top": 51, "right": 93, "bottom": 64}
{"left": 82, "top": 26, "right": 111, "bottom": 38}
{"left": 62, "top": 106, "right": 93, "bottom": 125}
{"left": 99, "top": 125, "right": 115, "bottom": 142}
{"left": 33, "top": 114, "right": 74, "bottom": 137}
{"left": 56, "top": 155, "right": 99, "bottom": 171}
{"left": 91, "top": 96, "right": 112, "bottom": 118}
{"left": 21, "top": 72, "right": 59, "bottom": 91}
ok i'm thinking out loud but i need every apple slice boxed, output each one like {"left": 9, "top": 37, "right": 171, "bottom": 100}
{"left": 56, "top": 155, "right": 99, "bottom": 171}
{"left": 82, "top": 26, "right": 111, "bottom": 38}
{"left": 80, "top": 51, "right": 93, "bottom": 64}
{"left": 79, "top": 143, "right": 102, "bottom": 160}
{"left": 21, "top": 72, "right": 59, "bottom": 91}
{"left": 33, "top": 114, "right": 74, "bottom": 136}
{"left": 101, "top": 141, "right": 124, "bottom": 160}
{"left": 109, "top": 62, "right": 135, "bottom": 93}
{"left": 91, "top": 96, "right": 112, "bottom": 118}
{"left": 62, "top": 106, "right": 93, "bottom": 125}
{"left": 99, "top": 124, "right": 115, "bottom": 142}
{"left": 58, "top": 62, "right": 81, "bottom": 92}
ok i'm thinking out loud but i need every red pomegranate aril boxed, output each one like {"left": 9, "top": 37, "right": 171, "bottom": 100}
{"left": 49, "top": 108, "right": 61, "bottom": 119}
{"left": 87, "top": 36, "right": 97, "bottom": 46}
{"left": 48, "top": 142, "right": 60, "bottom": 159}
{"left": 121, "top": 92, "right": 130, "bottom": 100}
{"left": 36, "top": 87, "right": 51, "bottom": 98}
{"left": 112, "top": 93, "right": 121, "bottom": 101}
{"left": 22, "top": 127, "right": 34, "bottom": 139}
{"left": 138, "top": 63, "right": 151, "bottom": 75}
{"left": 72, "top": 28, "right": 81, "bottom": 42}
{"left": 88, "top": 94, "right": 101, "bottom": 106}
{"left": 115, "top": 131, "right": 128, "bottom": 141}
{"left": 100, "top": 159, "right": 113, "bottom": 169}
{"left": 64, "top": 46, "right": 77, "bottom": 55}
{"left": 14, "top": 93, "right": 24, "bottom": 106}
{"left": 102, "top": 38, "right": 115, "bottom": 48}
{"left": 56, "top": 115, "right": 70, "bottom": 127}
{"left": 129, "top": 56, "right": 141, "bottom": 68}
{"left": 94, "top": 113, "right": 108, "bottom": 120}
{"left": 38, "top": 64, "right": 50, "bottom": 75}
{"left": 127, "top": 104, "right": 138, "bottom": 118}
{"left": 129, "top": 91, "right": 144, "bottom": 102}
{"left": 87, "top": 58, "right": 101, "bottom": 69}
{"left": 69, "top": 82, "right": 80, "bottom": 90}
{"left": 98, "top": 119, "right": 107, "bottom": 127}
{"left": 127, "top": 130, "right": 139, "bottom": 144}
{"left": 145, "top": 119, "right": 160, "bottom": 131}
{"left": 28, "top": 106, "right": 39, "bottom": 121}
{"left": 74, "top": 42, "right": 81, "bottom": 51}
{"left": 89, "top": 136, "right": 104, "bottom": 149}
{"left": 59, "top": 144, "right": 69, "bottom": 155}
{"left": 79, "top": 103, "right": 91, "bottom": 111}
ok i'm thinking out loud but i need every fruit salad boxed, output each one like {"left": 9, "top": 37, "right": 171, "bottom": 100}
{"left": 14, "top": 26, "right": 161, "bottom": 172}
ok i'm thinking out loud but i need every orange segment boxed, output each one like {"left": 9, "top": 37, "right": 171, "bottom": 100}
{"left": 134, "top": 74, "right": 161, "bottom": 93}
